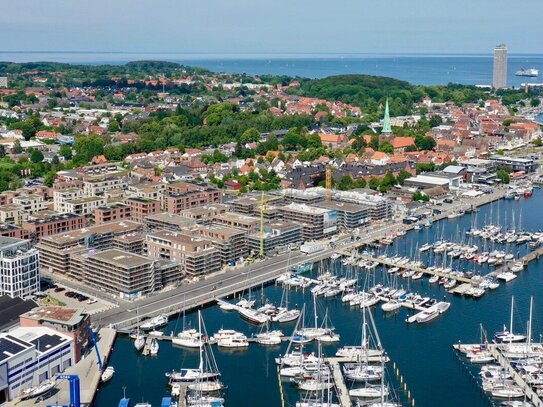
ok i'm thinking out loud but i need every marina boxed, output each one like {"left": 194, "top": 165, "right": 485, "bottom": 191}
{"left": 31, "top": 188, "right": 542, "bottom": 407}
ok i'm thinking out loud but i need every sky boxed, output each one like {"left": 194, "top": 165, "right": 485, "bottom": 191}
{"left": 2, "top": 0, "right": 542, "bottom": 55}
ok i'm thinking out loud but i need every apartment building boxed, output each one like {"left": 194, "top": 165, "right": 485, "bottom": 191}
{"left": 62, "top": 196, "right": 107, "bottom": 217}
{"left": 212, "top": 212, "right": 261, "bottom": 234}
{"left": 165, "top": 182, "right": 223, "bottom": 214}
{"left": 191, "top": 225, "right": 248, "bottom": 264}
{"left": 82, "top": 172, "right": 129, "bottom": 196}
{"left": 144, "top": 212, "right": 196, "bottom": 232}
{"left": 0, "top": 237, "right": 40, "bottom": 299}
{"left": 124, "top": 197, "right": 161, "bottom": 222}
{"left": 126, "top": 183, "right": 166, "bottom": 205}
{"left": 180, "top": 204, "right": 230, "bottom": 224}
{"left": 71, "top": 249, "right": 159, "bottom": 299}
{"left": 36, "top": 220, "right": 142, "bottom": 276}
{"left": 0, "top": 204, "right": 26, "bottom": 225}
{"left": 278, "top": 202, "right": 338, "bottom": 240}
{"left": 93, "top": 202, "right": 131, "bottom": 224}
{"left": 247, "top": 221, "right": 302, "bottom": 255}
{"left": 146, "top": 230, "right": 221, "bottom": 276}
{"left": 12, "top": 194, "right": 48, "bottom": 214}
{"left": 53, "top": 188, "right": 84, "bottom": 213}
{"left": 112, "top": 232, "right": 145, "bottom": 254}
{"left": 316, "top": 201, "right": 371, "bottom": 229}
{"left": 22, "top": 213, "right": 85, "bottom": 240}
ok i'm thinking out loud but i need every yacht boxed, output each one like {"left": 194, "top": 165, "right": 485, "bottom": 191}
{"left": 140, "top": 314, "right": 169, "bottom": 331}
{"left": 101, "top": 366, "right": 115, "bottom": 383}
{"left": 349, "top": 385, "right": 389, "bottom": 398}
{"left": 515, "top": 68, "right": 539, "bottom": 77}
{"left": 166, "top": 368, "right": 220, "bottom": 383}
{"left": 217, "top": 334, "right": 249, "bottom": 348}
{"left": 134, "top": 334, "right": 146, "bottom": 352}
{"left": 172, "top": 329, "right": 203, "bottom": 348}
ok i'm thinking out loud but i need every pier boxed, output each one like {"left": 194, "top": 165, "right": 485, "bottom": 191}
{"left": 488, "top": 344, "right": 543, "bottom": 405}
{"left": 326, "top": 358, "right": 352, "bottom": 407}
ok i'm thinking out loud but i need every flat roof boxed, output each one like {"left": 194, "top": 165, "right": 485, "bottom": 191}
{"left": 86, "top": 249, "right": 154, "bottom": 268}
{"left": 146, "top": 212, "right": 197, "bottom": 226}
{"left": 316, "top": 200, "right": 369, "bottom": 212}
{"left": 22, "top": 306, "right": 87, "bottom": 326}
{"left": 281, "top": 202, "right": 330, "bottom": 215}
{"left": 8, "top": 326, "right": 72, "bottom": 356}
{"left": 41, "top": 220, "right": 141, "bottom": 245}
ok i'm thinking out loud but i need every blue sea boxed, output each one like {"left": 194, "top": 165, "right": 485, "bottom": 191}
{"left": 1, "top": 52, "right": 543, "bottom": 87}
{"left": 94, "top": 191, "right": 543, "bottom": 407}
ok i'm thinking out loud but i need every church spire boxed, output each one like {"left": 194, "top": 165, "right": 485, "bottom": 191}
{"left": 381, "top": 98, "right": 392, "bottom": 134}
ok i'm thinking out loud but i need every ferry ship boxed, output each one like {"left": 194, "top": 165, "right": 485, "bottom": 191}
{"left": 515, "top": 68, "right": 539, "bottom": 77}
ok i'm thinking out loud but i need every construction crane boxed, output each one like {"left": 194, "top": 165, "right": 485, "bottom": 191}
{"left": 325, "top": 164, "right": 333, "bottom": 201}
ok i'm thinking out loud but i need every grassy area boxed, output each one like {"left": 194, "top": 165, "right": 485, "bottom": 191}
{"left": 39, "top": 294, "right": 66, "bottom": 307}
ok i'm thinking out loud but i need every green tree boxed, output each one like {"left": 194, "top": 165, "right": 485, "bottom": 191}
{"left": 59, "top": 144, "right": 73, "bottom": 160}
{"left": 429, "top": 115, "right": 443, "bottom": 128}
{"left": 379, "top": 141, "right": 393, "bottom": 154}
{"left": 533, "top": 137, "right": 542, "bottom": 147}
{"left": 531, "top": 98, "right": 541, "bottom": 107}
{"left": 353, "top": 178, "right": 367, "bottom": 188}
{"left": 396, "top": 170, "right": 412, "bottom": 185}
{"left": 337, "top": 175, "right": 353, "bottom": 190}
{"left": 240, "top": 128, "right": 260, "bottom": 144}
{"left": 0, "top": 145, "right": 5, "bottom": 158}
{"left": 108, "top": 120, "right": 120, "bottom": 132}
{"left": 73, "top": 135, "right": 105, "bottom": 164}
{"left": 12, "top": 141, "right": 23, "bottom": 154}
{"left": 369, "top": 135, "right": 379, "bottom": 150}
{"left": 30, "top": 149, "right": 44, "bottom": 163}
{"left": 51, "top": 155, "right": 60, "bottom": 166}
{"left": 368, "top": 177, "right": 380, "bottom": 190}
{"left": 496, "top": 169, "right": 510, "bottom": 184}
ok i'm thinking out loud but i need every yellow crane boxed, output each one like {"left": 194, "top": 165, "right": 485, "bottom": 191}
{"left": 259, "top": 192, "right": 283, "bottom": 258}
{"left": 325, "top": 164, "right": 333, "bottom": 201}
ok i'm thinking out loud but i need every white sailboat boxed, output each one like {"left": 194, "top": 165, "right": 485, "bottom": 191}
{"left": 134, "top": 308, "right": 145, "bottom": 352}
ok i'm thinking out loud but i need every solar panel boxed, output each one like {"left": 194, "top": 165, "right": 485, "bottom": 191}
{"left": 0, "top": 337, "right": 25, "bottom": 362}
{"left": 31, "top": 334, "right": 66, "bottom": 352}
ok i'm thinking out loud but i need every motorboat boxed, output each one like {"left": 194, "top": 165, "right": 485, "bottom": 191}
{"left": 276, "top": 351, "right": 319, "bottom": 367}
{"left": 217, "top": 334, "right": 249, "bottom": 348}
{"left": 238, "top": 307, "right": 269, "bottom": 325}
{"left": 101, "top": 366, "right": 115, "bottom": 383}
{"left": 173, "top": 329, "right": 203, "bottom": 348}
{"left": 210, "top": 329, "right": 244, "bottom": 341}
{"left": 381, "top": 301, "right": 401, "bottom": 312}
{"left": 140, "top": 314, "right": 168, "bottom": 331}
{"left": 271, "top": 307, "right": 301, "bottom": 323}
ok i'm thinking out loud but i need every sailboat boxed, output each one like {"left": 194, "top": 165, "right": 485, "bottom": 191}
{"left": 149, "top": 338, "right": 159, "bottom": 356}
{"left": 271, "top": 283, "right": 300, "bottom": 323}
{"left": 297, "top": 295, "right": 334, "bottom": 340}
{"left": 493, "top": 297, "right": 527, "bottom": 343}
{"left": 183, "top": 311, "right": 224, "bottom": 394}
{"left": 134, "top": 308, "right": 145, "bottom": 352}
{"left": 173, "top": 299, "right": 204, "bottom": 348}
{"left": 255, "top": 321, "right": 283, "bottom": 345}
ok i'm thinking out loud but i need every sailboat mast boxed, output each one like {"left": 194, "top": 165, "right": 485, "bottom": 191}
{"left": 510, "top": 296, "right": 514, "bottom": 345}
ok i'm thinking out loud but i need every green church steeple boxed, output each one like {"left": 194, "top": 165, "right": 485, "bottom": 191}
{"left": 382, "top": 98, "right": 392, "bottom": 134}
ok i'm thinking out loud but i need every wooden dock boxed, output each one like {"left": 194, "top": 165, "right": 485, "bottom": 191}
{"left": 142, "top": 335, "right": 154, "bottom": 356}
{"left": 490, "top": 244, "right": 543, "bottom": 277}
{"left": 339, "top": 253, "right": 474, "bottom": 284}
{"left": 326, "top": 358, "right": 352, "bottom": 407}
{"left": 488, "top": 344, "right": 543, "bottom": 405}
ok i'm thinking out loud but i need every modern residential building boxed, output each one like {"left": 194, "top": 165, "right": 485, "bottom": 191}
{"left": 144, "top": 212, "right": 197, "bottom": 231}
{"left": 191, "top": 225, "right": 248, "bottom": 265}
{"left": 62, "top": 196, "right": 107, "bottom": 217}
{"left": 36, "top": 220, "right": 142, "bottom": 276}
{"left": 0, "top": 327, "right": 75, "bottom": 403}
{"left": 316, "top": 200, "right": 371, "bottom": 229}
{"left": 82, "top": 171, "right": 129, "bottom": 196}
{"left": 332, "top": 190, "right": 392, "bottom": 221}
{"left": 212, "top": 212, "right": 261, "bottom": 234}
{"left": 0, "top": 205, "right": 26, "bottom": 225}
{"left": 179, "top": 204, "right": 230, "bottom": 224}
{"left": 247, "top": 221, "right": 302, "bottom": 255}
{"left": 53, "top": 188, "right": 84, "bottom": 213}
{"left": 0, "top": 237, "right": 39, "bottom": 299}
{"left": 93, "top": 203, "right": 131, "bottom": 224}
{"left": 146, "top": 230, "right": 221, "bottom": 276}
{"left": 71, "top": 249, "right": 159, "bottom": 299}
{"left": 19, "top": 306, "right": 91, "bottom": 362}
{"left": 165, "top": 182, "right": 223, "bottom": 214}
{"left": 124, "top": 197, "right": 161, "bottom": 222}
{"left": 12, "top": 195, "right": 48, "bottom": 214}
{"left": 278, "top": 202, "right": 338, "bottom": 240}
{"left": 493, "top": 44, "right": 508, "bottom": 89}
{"left": 112, "top": 232, "right": 145, "bottom": 254}
{"left": 22, "top": 213, "right": 85, "bottom": 241}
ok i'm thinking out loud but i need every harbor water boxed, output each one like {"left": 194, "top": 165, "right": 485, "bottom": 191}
{"left": 95, "top": 190, "right": 543, "bottom": 407}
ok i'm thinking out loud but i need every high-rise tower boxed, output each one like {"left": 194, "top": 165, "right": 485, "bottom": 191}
{"left": 493, "top": 44, "right": 508, "bottom": 89}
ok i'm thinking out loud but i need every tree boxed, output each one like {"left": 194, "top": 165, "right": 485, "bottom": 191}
{"left": 496, "top": 169, "right": 510, "bottom": 184}
{"left": 502, "top": 119, "right": 513, "bottom": 127}
{"left": 369, "top": 135, "right": 379, "bottom": 150}
{"left": 412, "top": 191, "right": 429, "bottom": 201}
{"left": 30, "top": 149, "right": 44, "bottom": 163}
{"left": 0, "top": 145, "right": 5, "bottom": 158}
{"left": 429, "top": 115, "right": 443, "bottom": 128}
{"left": 368, "top": 177, "right": 380, "bottom": 190}
{"left": 531, "top": 98, "right": 541, "bottom": 107}
{"left": 51, "top": 155, "right": 60, "bottom": 166}
{"left": 59, "top": 144, "right": 73, "bottom": 160}
{"left": 73, "top": 135, "right": 105, "bottom": 164}
{"left": 12, "top": 141, "right": 23, "bottom": 154}
{"left": 379, "top": 141, "right": 393, "bottom": 154}
{"left": 379, "top": 170, "right": 397, "bottom": 191}
{"left": 353, "top": 178, "right": 367, "bottom": 188}
{"left": 108, "top": 120, "right": 120, "bottom": 132}
{"left": 533, "top": 137, "right": 542, "bottom": 147}
{"left": 240, "top": 128, "right": 260, "bottom": 144}
{"left": 415, "top": 135, "right": 436, "bottom": 151}
{"left": 396, "top": 170, "right": 412, "bottom": 185}
{"left": 337, "top": 175, "right": 353, "bottom": 190}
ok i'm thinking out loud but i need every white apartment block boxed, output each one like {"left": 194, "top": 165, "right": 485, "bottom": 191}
{"left": 0, "top": 237, "right": 40, "bottom": 299}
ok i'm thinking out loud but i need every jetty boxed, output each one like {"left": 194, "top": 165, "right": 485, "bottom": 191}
{"left": 327, "top": 358, "right": 352, "bottom": 407}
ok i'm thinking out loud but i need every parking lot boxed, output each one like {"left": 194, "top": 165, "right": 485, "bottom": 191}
{"left": 38, "top": 281, "right": 115, "bottom": 315}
